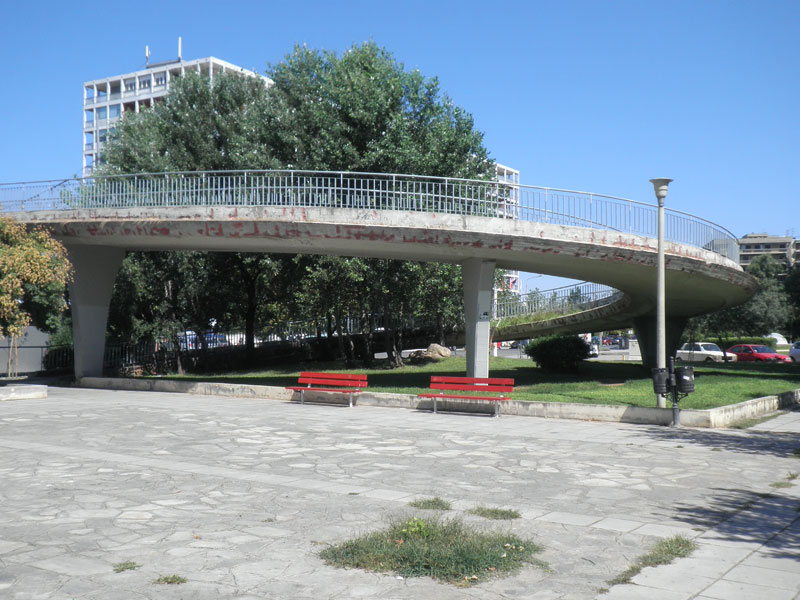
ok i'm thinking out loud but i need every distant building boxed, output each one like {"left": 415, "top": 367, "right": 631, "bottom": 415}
{"left": 495, "top": 163, "right": 521, "bottom": 293}
{"left": 83, "top": 45, "right": 270, "bottom": 176}
{"left": 738, "top": 233, "right": 798, "bottom": 274}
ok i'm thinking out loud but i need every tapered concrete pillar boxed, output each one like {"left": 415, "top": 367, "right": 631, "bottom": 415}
{"left": 462, "top": 258, "right": 495, "bottom": 378}
{"left": 68, "top": 246, "right": 125, "bottom": 380}
{"left": 633, "top": 315, "right": 688, "bottom": 370}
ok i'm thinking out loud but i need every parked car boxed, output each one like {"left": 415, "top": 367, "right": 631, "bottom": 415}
{"left": 726, "top": 344, "right": 792, "bottom": 363}
{"left": 789, "top": 341, "right": 800, "bottom": 363}
{"left": 675, "top": 342, "right": 736, "bottom": 363}
{"left": 176, "top": 331, "right": 197, "bottom": 350}
{"left": 588, "top": 341, "right": 600, "bottom": 358}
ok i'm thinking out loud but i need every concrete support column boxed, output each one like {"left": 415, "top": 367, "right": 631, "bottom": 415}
{"left": 68, "top": 246, "right": 125, "bottom": 380}
{"left": 462, "top": 258, "right": 495, "bottom": 378}
{"left": 633, "top": 314, "right": 688, "bottom": 371}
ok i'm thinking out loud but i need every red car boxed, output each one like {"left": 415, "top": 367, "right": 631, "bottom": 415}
{"left": 726, "top": 344, "right": 791, "bottom": 363}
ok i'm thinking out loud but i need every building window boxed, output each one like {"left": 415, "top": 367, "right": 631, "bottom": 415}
{"left": 96, "top": 106, "right": 107, "bottom": 120}
{"left": 139, "top": 75, "right": 151, "bottom": 89}
{"left": 98, "top": 129, "right": 107, "bottom": 143}
{"left": 109, "top": 104, "right": 121, "bottom": 118}
{"left": 124, "top": 78, "right": 136, "bottom": 92}
{"left": 154, "top": 72, "right": 166, "bottom": 87}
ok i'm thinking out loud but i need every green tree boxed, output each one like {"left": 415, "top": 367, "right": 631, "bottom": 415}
{"left": 101, "top": 72, "right": 275, "bottom": 173}
{"left": 0, "top": 218, "right": 72, "bottom": 374}
{"left": 785, "top": 263, "right": 800, "bottom": 340}
{"left": 686, "top": 255, "right": 790, "bottom": 343}
{"left": 264, "top": 42, "right": 494, "bottom": 178}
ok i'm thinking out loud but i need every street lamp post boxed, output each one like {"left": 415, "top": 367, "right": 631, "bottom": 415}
{"left": 650, "top": 178, "right": 672, "bottom": 408}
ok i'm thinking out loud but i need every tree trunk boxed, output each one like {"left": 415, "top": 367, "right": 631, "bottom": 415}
{"left": 172, "top": 332, "right": 185, "bottom": 375}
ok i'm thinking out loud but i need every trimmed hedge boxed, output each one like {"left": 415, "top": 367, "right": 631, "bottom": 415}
{"left": 524, "top": 335, "right": 590, "bottom": 372}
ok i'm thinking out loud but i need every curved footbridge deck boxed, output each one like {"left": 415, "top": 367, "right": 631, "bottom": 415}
{"left": 1, "top": 170, "right": 755, "bottom": 378}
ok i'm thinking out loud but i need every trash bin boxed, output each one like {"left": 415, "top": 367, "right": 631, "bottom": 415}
{"left": 675, "top": 366, "right": 695, "bottom": 394}
{"left": 651, "top": 368, "right": 669, "bottom": 395}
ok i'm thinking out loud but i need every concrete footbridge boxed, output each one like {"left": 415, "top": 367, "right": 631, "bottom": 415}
{"left": 1, "top": 170, "right": 755, "bottom": 379}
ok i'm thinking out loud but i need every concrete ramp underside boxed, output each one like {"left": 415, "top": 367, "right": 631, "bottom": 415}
{"left": 16, "top": 205, "right": 755, "bottom": 336}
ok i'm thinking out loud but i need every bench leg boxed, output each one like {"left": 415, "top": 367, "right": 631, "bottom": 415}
{"left": 300, "top": 390, "right": 305, "bottom": 405}
{"left": 433, "top": 396, "right": 437, "bottom": 414}
{"left": 348, "top": 392, "right": 353, "bottom": 408}
{"left": 494, "top": 401, "right": 500, "bottom": 418}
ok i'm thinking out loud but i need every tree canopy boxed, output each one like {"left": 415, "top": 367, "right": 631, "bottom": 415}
{"left": 0, "top": 217, "right": 72, "bottom": 340}
{"left": 685, "top": 255, "right": 790, "bottom": 342}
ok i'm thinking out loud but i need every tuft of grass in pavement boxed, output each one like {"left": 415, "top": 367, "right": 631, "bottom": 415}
{"left": 112, "top": 561, "right": 140, "bottom": 573}
{"left": 153, "top": 575, "right": 187, "bottom": 585}
{"left": 607, "top": 536, "right": 697, "bottom": 586}
{"left": 467, "top": 506, "right": 521, "bottom": 520}
{"left": 408, "top": 497, "right": 451, "bottom": 510}
{"left": 320, "top": 516, "right": 545, "bottom": 586}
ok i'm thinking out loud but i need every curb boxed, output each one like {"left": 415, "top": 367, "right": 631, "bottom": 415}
{"left": 76, "top": 377, "right": 800, "bottom": 428}
{"left": 0, "top": 385, "right": 48, "bottom": 401}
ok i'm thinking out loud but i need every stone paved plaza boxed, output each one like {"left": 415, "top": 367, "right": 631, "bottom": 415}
{"left": 0, "top": 387, "right": 798, "bottom": 599}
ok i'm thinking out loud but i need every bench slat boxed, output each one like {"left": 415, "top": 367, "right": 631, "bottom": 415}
{"left": 430, "top": 376, "right": 513, "bottom": 386}
{"left": 429, "top": 382, "right": 512, "bottom": 393}
{"left": 297, "top": 377, "right": 367, "bottom": 388}
{"left": 287, "top": 386, "right": 364, "bottom": 393}
{"left": 419, "top": 393, "right": 510, "bottom": 402}
{"left": 300, "top": 372, "right": 367, "bottom": 382}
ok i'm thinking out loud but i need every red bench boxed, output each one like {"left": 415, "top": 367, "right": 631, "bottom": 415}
{"left": 418, "top": 376, "right": 514, "bottom": 417}
{"left": 285, "top": 372, "right": 368, "bottom": 407}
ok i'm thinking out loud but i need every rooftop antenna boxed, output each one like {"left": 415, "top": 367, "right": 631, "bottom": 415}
{"left": 145, "top": 45, "right": 151, "bottom": 66}
{"left": 178, "top": 37, "right": 182, "bottom": 61}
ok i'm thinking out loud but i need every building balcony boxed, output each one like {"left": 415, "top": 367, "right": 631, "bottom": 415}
{"left": 84, "top": 143, "right": 93, "bottom": 151}
{"left": 84, "top": 121, "right": 95, "bottom": 130}
{"left": 84, "top": 96, "right": 95, "bottom": 106}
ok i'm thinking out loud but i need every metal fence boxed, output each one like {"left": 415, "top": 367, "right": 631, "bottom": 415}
{"left": 494, "top": 282, "right": 620, "bottom": 320}
{"left": 0, "top": 170, "right": 739, "bottom": 262}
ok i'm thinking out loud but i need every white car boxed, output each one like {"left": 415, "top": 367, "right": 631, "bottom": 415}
{"left": 675, "top": 342, "right": 737, "bottom": 363}
{"left": 790, "top": 341, "right": 800, "bottom": 363}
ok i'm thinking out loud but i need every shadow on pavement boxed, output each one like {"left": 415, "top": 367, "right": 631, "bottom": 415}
{"left": 643, "top": 423, "right": 800, "bottom": 458}
{"left": 674, "top": 487, "right": 800, "bottom": 559}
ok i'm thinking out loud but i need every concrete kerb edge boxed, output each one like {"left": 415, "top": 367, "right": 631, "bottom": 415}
{"left": 0, "top": 384, "right": 48, "bottom": 401}
{"left": 76, "top": 377, "right": 800, "bottom": 428}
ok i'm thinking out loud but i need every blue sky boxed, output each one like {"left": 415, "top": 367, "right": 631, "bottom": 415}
{"left": 2, "top": 0, "right": 798, "bottom": 274}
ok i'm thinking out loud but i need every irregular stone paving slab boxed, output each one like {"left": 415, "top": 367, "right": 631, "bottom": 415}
{"left": 0, "top": 387, "right": 798, "bottom": 600}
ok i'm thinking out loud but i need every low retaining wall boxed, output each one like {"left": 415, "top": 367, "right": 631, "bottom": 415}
{"left": 77, "top": 377, "right": 800, "bottom": 429}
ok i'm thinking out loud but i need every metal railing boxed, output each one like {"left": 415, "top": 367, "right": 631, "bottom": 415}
{"left": 0, "top": 170, "right": 739, "bottom": 262}
{"left": 494, "top": 282, "right": 620, "bottom": 320}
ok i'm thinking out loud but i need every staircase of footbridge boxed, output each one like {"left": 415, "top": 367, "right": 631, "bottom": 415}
{"left": 1, "top": 170, "right": 755, "bottom": 379}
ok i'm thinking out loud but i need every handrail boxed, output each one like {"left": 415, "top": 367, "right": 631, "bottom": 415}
{"left": 0, "top": 169, "right": 739, "bottom": 262}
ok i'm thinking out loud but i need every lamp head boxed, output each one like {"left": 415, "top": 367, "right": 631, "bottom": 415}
{"left": 649, "top": 178, "right": 673, "bottom": 201}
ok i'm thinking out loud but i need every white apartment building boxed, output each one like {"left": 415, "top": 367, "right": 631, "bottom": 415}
{"left": 83, "top": 54, "right": 269, "bottom": 176}
{"left": 738, "top": 233, "right": 798, "bottom": 274}
{"left": 495, "top": 163, "right": 521, "bottom": 293}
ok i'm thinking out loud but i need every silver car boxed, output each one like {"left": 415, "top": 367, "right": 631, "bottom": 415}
{"left": 675, "top": 342, "right": 736, "bottom": 363}
{"left": 790, "top": 341, "right": 800, "bottom": 363}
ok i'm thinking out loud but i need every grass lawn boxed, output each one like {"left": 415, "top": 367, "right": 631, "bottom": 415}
{"left": 159, "top": 356, "right": 800, "bottom": 410}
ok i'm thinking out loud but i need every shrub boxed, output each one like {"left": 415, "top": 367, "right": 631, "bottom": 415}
{"left": 524, "top": 335, "right": 590, "bottom": 372}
